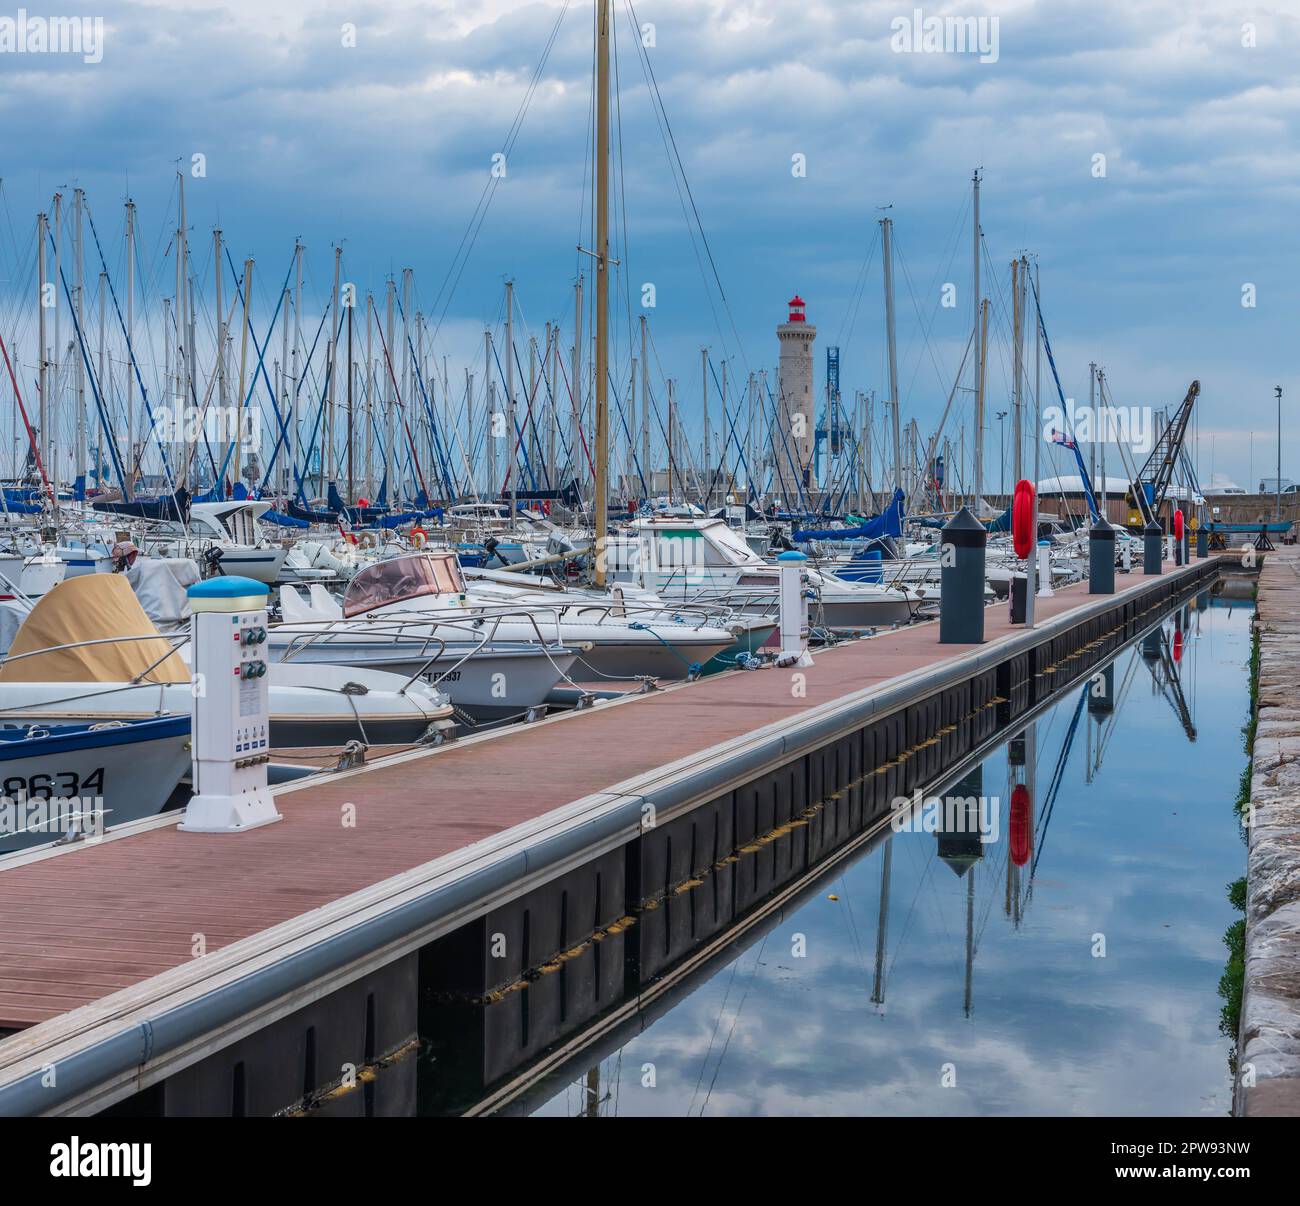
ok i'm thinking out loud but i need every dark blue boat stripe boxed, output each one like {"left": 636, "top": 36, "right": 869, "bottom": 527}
{"left": 0, "top": 715, "right": 190, "bottom": 762}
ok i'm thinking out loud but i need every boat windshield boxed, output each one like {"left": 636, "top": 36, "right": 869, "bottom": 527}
{"left": 343, "top": 553, "right": 464, "bottom": 617}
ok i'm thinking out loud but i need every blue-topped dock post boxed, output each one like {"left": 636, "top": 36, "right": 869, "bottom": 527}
{"left": 777, "top": 550, "right": 810, "bottom": 664}
{"left": 1196, "top": 525, "right": 1208, "bottom": 558}
{"left": 1089, "top": 520, "right": 1116, "bottom": 594}
{"left": 180, "top": 575, "right": 281, "bottom": 834}
{"left": 1143, "top": 521, "right": 1163, "bottom": 575}
{"left": 939, "top": 506, "right": 986, "bottom": 644}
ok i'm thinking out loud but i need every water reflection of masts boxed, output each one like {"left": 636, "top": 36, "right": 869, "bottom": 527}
{"left": 1024, "top": 686, "right": 1089, "bottom": 900}
{"left": 1087, "top": 652, "right": 1141, "bottom": 780}
{"left": 1147, "top": 626, "right": 1197, "bottom": 742}
{"left": 936, "top": 767, "right": 984, "bottom": 1016}
{"left": 870, "top": 837, "right": 892, "bottom": 1006}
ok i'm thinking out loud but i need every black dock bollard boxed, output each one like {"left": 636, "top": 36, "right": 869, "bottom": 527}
{"left": 1089, "top": 521, "right": 1116, "bottom": 594}
{"left": 1009, "top": 572, "right": 1027, "bottom": 623}
{"left": 940, "top": 506, "right": 987, "bottom": 644}
{"left": 1143, "top": 521, "right": 1163, "bottom": 575}
{"left": 1196, "top": 527, "right": 1208, "bottom": 558}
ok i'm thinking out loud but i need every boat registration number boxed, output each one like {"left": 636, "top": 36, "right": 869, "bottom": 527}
{"left": 3, "top": 768, "right": 105, "bottom": 799}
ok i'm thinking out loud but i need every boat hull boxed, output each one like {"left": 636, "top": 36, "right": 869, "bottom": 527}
{"left": 0, "top": 716, "right": 190, "bottom": 853}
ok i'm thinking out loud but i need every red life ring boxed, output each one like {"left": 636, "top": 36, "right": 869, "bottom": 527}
{"left": 1173, "top": 509, "right": 1184, "bottom": 541}
{"left": 1012, "top": 479, "right": 1036, "bottom": 559}
{"left": 410, "top": 526, "right": 428, "bottom": 548}
{"left": 1010, "top": 783, "right": 1031, "bottom": 867}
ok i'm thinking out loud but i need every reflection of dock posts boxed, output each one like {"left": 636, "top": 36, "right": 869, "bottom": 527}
{"left": 1143, "top": 521, "right": 1163, "bottom": 575}
{"left": 1141, "top": 626, "right": 1163, "bottom": 662}
{"left": 1088, "top": 663, "right": 1115, "bottom": 716}
{"left": 935, "top": 766, "right": 985, "bottom": 1017}
{"left": 936, "top": 766, "right": 984, "bottom": 876}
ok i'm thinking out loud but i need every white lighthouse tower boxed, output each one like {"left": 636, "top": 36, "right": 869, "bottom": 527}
{"left": 775, "top": 294, "right": 816, "bottom": 507}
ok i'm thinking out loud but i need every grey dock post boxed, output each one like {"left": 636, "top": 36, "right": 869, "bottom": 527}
{"left": 1143, "top": 521, "right": 1163, "bottom": 575}
{"left": 1196, "top": 526, "right": 1208, "bottom": 558}
{"left": 1089, "top": 520, "right": 1115, "bottom": 594}
{"left": 939, "top": 506, "right": 986, "bottom": 644}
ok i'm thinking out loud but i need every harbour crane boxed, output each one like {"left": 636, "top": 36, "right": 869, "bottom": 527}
{"left": 1125, "top": 380, "right": 1200, "bottom": 527}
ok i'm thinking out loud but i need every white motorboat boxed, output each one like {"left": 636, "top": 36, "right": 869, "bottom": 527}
{"left": 0, "top": 574, "right": 455, "bottom": 749}
{"left": 142, "top": 500, "right": 288, "bottom": 584}
{"left": 608, "top": 515, "right": 920, "bottom": 630}
{"left": 269, "top": 551, "right": 743, "bottom": 690}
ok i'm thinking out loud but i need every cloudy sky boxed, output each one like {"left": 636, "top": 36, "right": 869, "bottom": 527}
{"left": 1, "top": 0, "right": 1297, "bottom": 487}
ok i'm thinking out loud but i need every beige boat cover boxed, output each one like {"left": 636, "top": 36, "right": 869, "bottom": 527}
{"left": 0, "top": 573, "right": 190, "bottom": 684}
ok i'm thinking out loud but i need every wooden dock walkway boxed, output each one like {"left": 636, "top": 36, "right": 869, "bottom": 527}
{"left": 0, "top": 555, "right": 1233, "bottom": 1118}
{"left": 0, "top": 562, "right": 1196, "bottom": 1033}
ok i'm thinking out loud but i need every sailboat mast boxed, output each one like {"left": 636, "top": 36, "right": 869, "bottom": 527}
{"left": 73, "top": 188, "right": 86, "bottom": 495}
{"left": 640, "top": 314, "right": 649, "bottom": 497}
{"left": 347, "top": 285, "right": 355, "bottom": 503}
{"left": 506, "top": 278, "right": 517, "bottom": 519}
{"left": 233, "top": 258, "right": 253, "bottom": 492}
{"left": 214, "top": 229, "right": 227, "bottom": 466}
{"left": 975, "top": 297, "right": 988, "bottom": 508}
{"left": 329, "top": 247, "right": 343, "bottom": 492}
{"left": 972, "top": 168, "right": 983, "bottom": 510}
{"left": 36, "top": 212, "right": 49, "bottom": 502}
{"left": 279, "top": 280, "right": 290, "bottom": 495}
{"left": 593, "top": 0, "right": 611, "bottom": 586}
{"left": 880, "top": 216, "right": 901, "bottom": 496}
{"left": 1012, "top": 257, "right": 1023, "bottom": 485}
{"left": 292, "top": 239, "right": 303, "bottom": 496}
{"left": 701, "top": 346, "right": 710, "bottom": 506}
{"left": 123, "top": 201, "right": 135, "bottom": 499}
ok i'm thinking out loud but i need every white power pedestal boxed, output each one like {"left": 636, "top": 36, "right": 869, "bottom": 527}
{"left": 776, "top": 550, "right": 813, "bottom": 667}
{"left": 179, "top": 576, "right": 282, "bottom": 834}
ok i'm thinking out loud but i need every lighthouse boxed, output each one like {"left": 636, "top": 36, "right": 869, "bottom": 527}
{"left": 776, "top": 294, "right": 816, "bottom": 506}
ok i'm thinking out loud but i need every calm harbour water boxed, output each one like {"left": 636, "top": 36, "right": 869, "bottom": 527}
{"left": 523, "top": 586, "right": 1253, "bottom": 1117}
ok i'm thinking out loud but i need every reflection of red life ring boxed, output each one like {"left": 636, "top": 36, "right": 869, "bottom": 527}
{"left": 1173, "top": 509, "right": 1184, "bottom": 541}
{"left": 410, "top": 526, "right": 427, "bottom": 548}
{"left": 1012, "top": 479, "right": 1036, "bottom": 559}
{"left": 1173, "top": 629, "right": 1183, "bottom": 663}
{"left": 1010, "top": 783, "right": 1031, "bottom": 867}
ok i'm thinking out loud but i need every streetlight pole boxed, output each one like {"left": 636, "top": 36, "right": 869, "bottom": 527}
{"left": 1276, "top": 386, "right": 1283, "bottom": 525}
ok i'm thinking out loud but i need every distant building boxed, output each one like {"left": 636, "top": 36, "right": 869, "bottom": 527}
{"left": 774, "top": 295, "right": 815, "bottom": 505}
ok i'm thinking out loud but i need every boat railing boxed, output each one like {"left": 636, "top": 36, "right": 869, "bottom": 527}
{"left": 273, "top": 603, "right": 572, "bottom": 660}
{"left": 560, "top": 598, "right": 728, "bottom": 631}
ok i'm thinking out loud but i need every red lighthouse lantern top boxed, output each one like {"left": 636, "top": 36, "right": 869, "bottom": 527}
{"left": 787, "top": 295, "right": 806, "bottom": 323}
